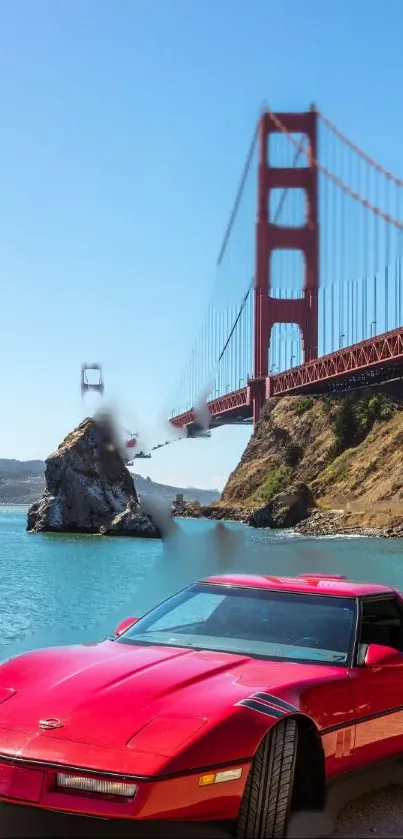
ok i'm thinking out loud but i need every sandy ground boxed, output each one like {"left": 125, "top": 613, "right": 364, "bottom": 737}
{"left": 2, "top": 785, "right": 403, "bottom": 838}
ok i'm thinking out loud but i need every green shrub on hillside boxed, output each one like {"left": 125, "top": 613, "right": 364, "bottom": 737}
{"left": 332, "top": 398, "right": 357, "bottom": 455}
{"left": 295, "top": 397, "right": 313, "bottom": 415}
{"left": 367, "top": 394, "right": 395, "bottom": 421}
{"left": 331, "top": 393, "right": 395, "bottom": 456}
{"left": 320, "top": 453, "right": 349, "bottom": 485}
{"left": 322, "top": 398, "right": 334, "bottom": 414}
{"left": 252, "top": 466, "right": 293, "bottom": 505}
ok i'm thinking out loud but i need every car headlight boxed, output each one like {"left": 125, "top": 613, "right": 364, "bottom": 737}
{"left": 56, "top": 773, "right": 137, "bottom": 798}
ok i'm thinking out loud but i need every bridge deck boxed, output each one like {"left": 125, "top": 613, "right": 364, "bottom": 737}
{"left": 170, "top": 325, "right": 403, "bottom": 433}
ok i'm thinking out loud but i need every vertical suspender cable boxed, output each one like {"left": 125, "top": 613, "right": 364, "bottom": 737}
{"left": 397, "top": 185, "right": 402, "bottom": 327}
{"left": 393, "top": 184, "right": 400, "bottom": 329}
{"left": 385, "top": 176, "right": 390, "bottom": 332}
{"left": 335, "top": 137, "right": 343, "bottom": 347}
{"left": 374, "top": 169, "right": 379, "bottom": 336}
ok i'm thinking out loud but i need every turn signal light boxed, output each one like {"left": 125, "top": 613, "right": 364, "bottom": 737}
{"left": 56, "top": 773, "right": 137, "bottom": 798}
{"left": 199, "top": 767, "right": 243, "bottom": 786}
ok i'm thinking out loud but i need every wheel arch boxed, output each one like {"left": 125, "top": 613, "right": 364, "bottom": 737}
{"left": 249, "top": 712, "right": 326, "bottom": 813}
{"left": 291, "top": 713, "right": 326, "bottom": 811}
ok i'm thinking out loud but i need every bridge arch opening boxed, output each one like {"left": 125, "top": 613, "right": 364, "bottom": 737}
{"left": 269, "top": 322, "right": 303, "bottom": 374}
{"left": 270, "top": 250, "right": 304, "bottom": 296}
{"left": 268, "top": 132, "right": 309, "bottom": 169}
{"left": 269, "top": 188, "right": 307, "bottom": 228}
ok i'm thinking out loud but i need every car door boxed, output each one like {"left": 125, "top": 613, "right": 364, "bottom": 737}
{"left": 348, "top": 594, "right": 403, "bottom": 769}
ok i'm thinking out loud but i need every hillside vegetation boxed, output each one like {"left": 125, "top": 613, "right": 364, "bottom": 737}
{"left": 219, "top": 384, "right": 403, "bottom": 533}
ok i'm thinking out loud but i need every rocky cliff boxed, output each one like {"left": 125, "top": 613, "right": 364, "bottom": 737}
{"left": 216, "top": 383, "right": 403, "bottom": 535}
{"left": 27, "top": 417, "right": 160, "bottom": 538}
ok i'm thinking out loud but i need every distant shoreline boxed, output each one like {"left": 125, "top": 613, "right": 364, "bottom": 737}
{"left": 0, "top": 459, "right": 220, "bottom": 510}
{"left": 0, "top": 503, "right": 29, "bottom": 507}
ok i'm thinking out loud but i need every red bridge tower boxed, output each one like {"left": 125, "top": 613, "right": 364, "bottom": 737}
{"left": 250, "top": 107, "right": 319, "bottom": 423}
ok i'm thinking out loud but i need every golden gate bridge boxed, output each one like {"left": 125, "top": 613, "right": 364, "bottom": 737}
{"left": 168, "top": 105, "right": 403, "bottom": 439}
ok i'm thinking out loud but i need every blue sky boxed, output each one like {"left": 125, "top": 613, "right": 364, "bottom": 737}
{"left": 1, "top": 0, "right": 403, "bottom": 490}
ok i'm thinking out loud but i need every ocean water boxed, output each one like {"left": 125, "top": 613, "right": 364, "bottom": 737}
{"left": 1, "top": 506, "right": 403, "bottom": 663}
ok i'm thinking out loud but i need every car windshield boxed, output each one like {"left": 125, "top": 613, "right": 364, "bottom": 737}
{"left": 116, "top": 583, "right": 356, "bottom": 666}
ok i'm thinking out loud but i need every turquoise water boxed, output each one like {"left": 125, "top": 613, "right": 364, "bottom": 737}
{"left": 1, "top": 506, "right": 403, "bottom": 662}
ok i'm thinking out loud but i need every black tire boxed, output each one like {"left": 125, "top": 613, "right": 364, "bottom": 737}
{"left": 236, "top": 718, "right": 298, "bottom": 839}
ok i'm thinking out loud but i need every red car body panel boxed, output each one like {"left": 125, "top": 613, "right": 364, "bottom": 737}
{"left": 0, "top": 573, "right": 401, "bottom": 823}
{"left": 204, "top": 573, "right": 392, "bottom": 598}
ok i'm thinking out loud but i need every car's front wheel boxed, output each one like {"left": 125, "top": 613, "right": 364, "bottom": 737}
{"left": 236, "top": 717, "right": 298, "bottom": 839}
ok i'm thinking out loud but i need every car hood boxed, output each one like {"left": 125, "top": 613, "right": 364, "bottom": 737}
{"left": 0, "top": 640, "right": 340, "bottom": 753}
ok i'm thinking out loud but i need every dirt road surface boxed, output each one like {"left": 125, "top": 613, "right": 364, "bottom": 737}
{"left": 331, "top": 785, "right": 403, "bottom": 836}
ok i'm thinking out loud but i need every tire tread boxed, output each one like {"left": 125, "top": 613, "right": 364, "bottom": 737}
{"left": 237, "top": 718, "right": 298, "bottom": 839}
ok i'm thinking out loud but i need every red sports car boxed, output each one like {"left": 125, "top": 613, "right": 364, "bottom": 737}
{"left": 0, "top": 572, "right": 402, "bottom": 837}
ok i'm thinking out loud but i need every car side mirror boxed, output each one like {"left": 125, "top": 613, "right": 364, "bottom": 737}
{"left": 364, "top": 643, "right": 402, "bottom": 668}
{"left": 114, "top": 616, "right": 139, "bottom": 637}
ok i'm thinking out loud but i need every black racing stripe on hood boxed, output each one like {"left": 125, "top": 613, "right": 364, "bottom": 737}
{"left": 253, "top": 693, "right": 299, "bottom": 713}
{"left": 237, "top": 698, "right": 284, "bottom": 718}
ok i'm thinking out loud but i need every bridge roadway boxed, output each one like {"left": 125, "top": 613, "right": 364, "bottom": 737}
{"left": 170, "top": 325, "right": 403, "bottom": 435}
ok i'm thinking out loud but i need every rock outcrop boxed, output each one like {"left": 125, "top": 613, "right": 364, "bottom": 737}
{"left": 248, "top": 483, "right": 314, "bottom": 529}
{"left": 100, "top": 499, "right": 161, "bottom": 538}
{"left": 171, "top": 497, "right": 203, "bottom": 518}
{"left": 27, "top": 417, "right": 160, "bottom": 538}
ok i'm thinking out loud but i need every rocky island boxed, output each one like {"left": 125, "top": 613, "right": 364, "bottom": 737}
{"left": 27, "top": 417, "right": 161, "bottom": 538}
{"left": 189, "top": 383, "right": 403, "bottom": 538}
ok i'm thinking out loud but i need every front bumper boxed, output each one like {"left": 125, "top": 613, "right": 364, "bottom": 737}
{"left": 0, "top": 753, "right": 250, "bottom": 822}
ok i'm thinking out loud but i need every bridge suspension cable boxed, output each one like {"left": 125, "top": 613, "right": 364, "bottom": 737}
{"left": 216, "top": 123, "right": 259, "bottom": 268}
{"left": 316, "top": 109, "right": 403, "bottom": 186}
{"left": 169, "top": 104, "right": 403, "bottom": 429}
{"left": 317, "top": 106, "right": 403, "bottom": 355}
{"left": 267, "top": 108, "right": 403, "bottom": 230}
{"left": 215, "top": 138, "right": 307, "bottom": 368}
